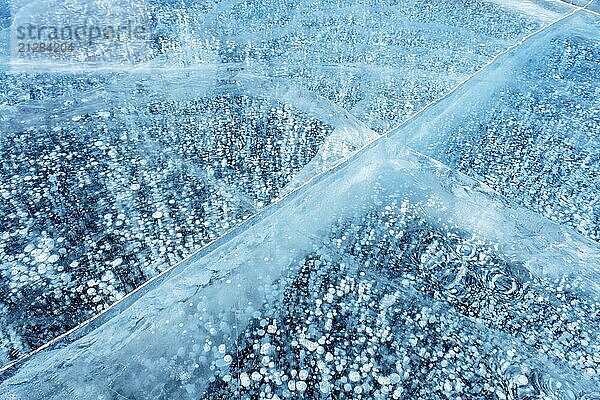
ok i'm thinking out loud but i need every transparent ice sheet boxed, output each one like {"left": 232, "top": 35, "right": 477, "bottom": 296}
{"left": 0, "top": 0, "right": 599, "bottom": 398}
{"left": 398, "top": 12, "right": 600, "bottom": 242}
{"left": 1, "top": 125, "right": 599, "bottom": 399}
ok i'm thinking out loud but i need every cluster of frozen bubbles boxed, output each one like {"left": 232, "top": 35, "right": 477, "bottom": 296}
{"left": 0, "top": 93, "right": 332, "bottom": 362}
{"left": 120, "top": 198, "right": 598, "bottom": 399}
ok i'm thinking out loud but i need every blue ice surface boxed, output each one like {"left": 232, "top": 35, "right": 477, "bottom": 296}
{"left": 0, "top": 0, "right": 8, "bottom": 63}
{"left": 0, "top": 0, "right": 575, "bottom": 368}
{"left": 0, "top": 5, "right": 599, "bottom": 399}
{"left": 588, "top": 0, "right": 600, "bottom": 11}
{"left": 399, "top": 12, "right": 600, "bottom": 242}
{"left": 1, "top": 127, "right": 599, "bottom": 399}
{"left": 0, "top": 0, "right": 599, "bottom": 398}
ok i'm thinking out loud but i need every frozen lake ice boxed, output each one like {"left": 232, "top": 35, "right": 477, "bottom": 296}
{"left": 0, "top": 0, "right": 599, "bottom": 398}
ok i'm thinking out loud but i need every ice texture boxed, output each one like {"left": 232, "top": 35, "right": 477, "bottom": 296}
{"left": 197, "top": 0, "right": 560, "bottom": 132}
{"left": 399, "top": 12, "right": 600, "bottom": 242}
{"left": 1, "top": 136, "right": 599, "bottom": 399}
{"left": 0, "top": 0, "right": 599, "bottom": 398}
{"left": 0, "top": 70, "right": 374, "bottom": 362}
{"left": 0, "top": 0, "right": 572, "bottom": 364}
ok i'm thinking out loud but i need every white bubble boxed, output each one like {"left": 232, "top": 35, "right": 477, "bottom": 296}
{"left": 320, "top": 381, "right": 331, "bottom": 394}
{"left": 35, "top": 251, "right": 49, "bottom": 263}
{"left": 515, "top": 375, "right": 528, "bottom": 386}
{"left": 296, "top": 381, "right": 307, "bottom": 391}
{"left": 251, "top": 371, "right": 262, "bottom": 381}
{"left": 239, "top": 372, "right": 250, "bottom": 387}
{"left": 260, "top": 343, "right": 271, "bottom": 355}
